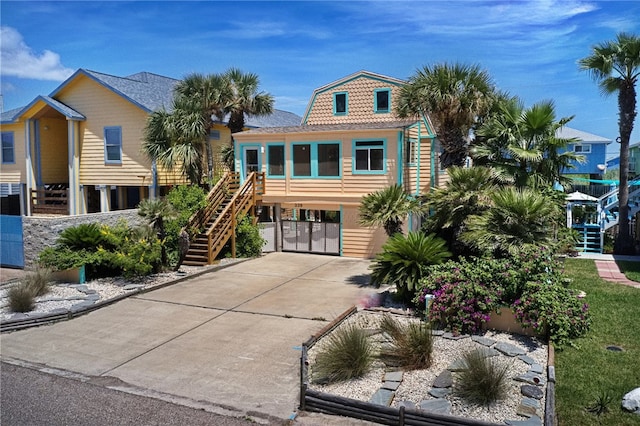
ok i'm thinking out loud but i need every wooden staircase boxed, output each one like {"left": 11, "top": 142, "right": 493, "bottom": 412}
{"left": 182, "top": 171, "right": 265, "bottom": 266}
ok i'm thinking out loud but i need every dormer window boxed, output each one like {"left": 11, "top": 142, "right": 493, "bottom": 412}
{"left": 374, "top": 89, "right": 391, "bottom": 113}
{"left": 333, "top": 92, "right": 348, "bottom": 115}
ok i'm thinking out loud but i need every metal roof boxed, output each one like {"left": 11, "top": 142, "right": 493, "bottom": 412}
{"left": 557, "top": 126, "right": 611, "bottom": 144}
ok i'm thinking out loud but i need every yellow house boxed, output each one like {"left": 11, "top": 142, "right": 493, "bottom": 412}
{"left": 0, "top": 69, "right": 300, "bottom": 216}
{"left": 233, "top": 71, "right": 444, "bottom": 258}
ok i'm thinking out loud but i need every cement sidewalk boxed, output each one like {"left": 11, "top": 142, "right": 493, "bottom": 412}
{"left": 0, "top": 252, "right": 377, "bottom": 424}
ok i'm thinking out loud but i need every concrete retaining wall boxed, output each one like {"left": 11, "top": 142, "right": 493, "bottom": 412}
{"left": 23, "top": 210, "right": 144, "bottom": 269}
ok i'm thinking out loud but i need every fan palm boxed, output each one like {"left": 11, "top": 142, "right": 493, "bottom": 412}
{"left": 579, "top": 32, "right": 640, "bottom": 254}
{"left": 474, "top": 97, "right": 583, "bottom": 189}
{"left": 359, "top": 184, "right": 422, "bottom": 236}
{"left": 396, "top": 63, "right": 495, "bottom": 168}
{"left": 460, "top": 187, "right": 560, "bottom": 257}
{"left": 138, "top": 198, "right": 178, "bottom": 267}
{"left": 223, "top": 68, "right": 275, "bottom": 134}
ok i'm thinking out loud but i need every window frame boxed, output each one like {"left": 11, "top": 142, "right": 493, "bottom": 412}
{"left": 374, "top": 88, "right": 391, "bottom": 113}
{"left": 1, "top": 131, "right": 15, "bottom": 165}
{"left": 104, "top": 126, "right": 123, "bottom": 164}
{"left": 333, "top": 92, "right": 348, "bottom": 116}
{"left": 352, "top": 139, "right": 386, "bottom": 175}
{"left": 406, "top": 138, "right": 418, "bottom": 166}
{"left": 266, "top": 143, "right": 286, "bottom": 178}
{"left": 573, "top": 144, "right": 591, "bottom": 154}
{"left": 291, "top": 141, "right": 342, "bottom": 179}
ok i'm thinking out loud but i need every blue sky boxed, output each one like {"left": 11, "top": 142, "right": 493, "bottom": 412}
{"left": 1, "top": 1, "right": 639, "bottom": 158}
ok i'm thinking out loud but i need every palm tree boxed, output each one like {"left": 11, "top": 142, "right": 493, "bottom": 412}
{"left": 396, "top": 63, "right": 496, "bottom": 168}
{"left": 359, "top": 184, "right": 422, "bottom": 236}
{"left": 474, "top": 98, "right": 583, "bottom": 189}
{"left": 422, "top": 166, "right": 498, "bottom": 256}
{"left": 223, "top": 68, "right": 275, "bottom": 134}
{"left": 460, "top": 187, "right": 561, "bottom": 257}
{"left": 579, "top": 32, "right": 640, "bottom": 254}
{"left": 138, "top": 198, "right": 178, "bottom": 267}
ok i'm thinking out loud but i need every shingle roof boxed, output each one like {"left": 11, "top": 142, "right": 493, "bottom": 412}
{"left": 245, "top": 109, "right": 302, "bottom": 127}
{"left": 50, "top": 69, "right": 180, "bottom": 113}
{"left": 235, "top": 119, "right": 418, "bottom": 135}
{"left": 557, "top": 126, "right": 611, "bottom": 144}
{"left": 0, "top": 107, "right": 23, "bottom": 124}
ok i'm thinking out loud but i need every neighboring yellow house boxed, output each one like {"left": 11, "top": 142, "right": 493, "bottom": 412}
{"left": 0, "top": 69, "right": 300, "bottom": 216}
{"left": 233, "top": 71, "right": 444, "bottom": 258}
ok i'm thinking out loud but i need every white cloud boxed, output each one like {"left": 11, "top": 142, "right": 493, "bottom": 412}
{"left": 0, "top": 26, "right": 74, "bottom": 81}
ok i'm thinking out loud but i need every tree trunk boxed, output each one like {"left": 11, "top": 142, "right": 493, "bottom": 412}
{"left": 614, "top": 82, "right": 637, "bottom": 255}
{"left": 438, "top": 125, "right": 467, "bottom": 168}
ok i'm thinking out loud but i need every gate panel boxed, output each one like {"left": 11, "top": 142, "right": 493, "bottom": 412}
{"left": 0, "top": 215, "right": 24, "bottom": 268}
{"left": 260, "top": 223, "right": 277, "bottom": 252}
{"left": 311, "top": 222, "right": 325, "bottom": 253}
{"left": 282, "top": 221, "right": 297, "bottom": 251}
{"left": 325, "top": 223, "right": 340, "bottom": 254}
{"left": 296, "top": 222, "right": 311, "bottom": 252}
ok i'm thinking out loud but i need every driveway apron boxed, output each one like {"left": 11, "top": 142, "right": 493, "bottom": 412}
{"left": 0, "top": 252, "right": 374, "bottom": 421}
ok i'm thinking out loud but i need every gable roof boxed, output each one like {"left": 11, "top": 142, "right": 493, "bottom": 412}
{"left": 235, "top": 119, "right": 418, "bottom": 135}
{"left": 1, "top": 107, "right": 24, "bottom": 124}
{"left": 557, "top": 126, "right": 611, "bottom": 144}
{"left": 50, "top": 69, "right": 179, "bottom": 113}
{"left": 302, "top": 70, "right": 406, "bottom": 123}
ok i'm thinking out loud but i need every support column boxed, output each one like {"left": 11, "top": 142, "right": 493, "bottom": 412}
{"left": 24, "top": 119, "right": 34, "bottom": 216}
{"left": 99, "top": 185, "right": 111, "bottom": 212}
{"left": 275, "top": 203, "right": 282, "bottom": 252}
{"left": 67, "top": 120, "right": 82, "bottom": 215}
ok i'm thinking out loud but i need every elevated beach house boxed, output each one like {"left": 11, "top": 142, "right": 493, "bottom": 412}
{"left": 232, "top": 71, "right": 445, "bottom": 258}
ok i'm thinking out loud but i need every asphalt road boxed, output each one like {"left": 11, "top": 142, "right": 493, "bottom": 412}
{"left": 0, "top": 362, "right": 261, "bottom": 426}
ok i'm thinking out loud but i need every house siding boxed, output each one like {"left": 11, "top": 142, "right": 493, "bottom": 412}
{"left": 0, "top": 122, "right": 26, "bottom": 183}
{"left": 39, "top": 118, "right": 68, "bottom": 183}
{"left": 305, "top": 76, "right": 403, "bottom": 125}
{"left": 55, "top": 76, "right": 155, "bottom": 186}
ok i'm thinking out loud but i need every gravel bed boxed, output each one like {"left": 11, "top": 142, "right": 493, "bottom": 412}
{"left": 307, "top": 310, "right": 548, "bottom": 425}
{"left": 0, "top": 262, "right": 237, "bottom": 322}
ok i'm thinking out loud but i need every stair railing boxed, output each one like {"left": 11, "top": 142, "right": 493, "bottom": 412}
{"left": 183, "top": 171, "right": 239, "bottom": 238}
{"left": 204, "top": 172, "right": 265, "bottom": 263}
{"left": 598, "top": 176, "right": 640, "bottom": 232}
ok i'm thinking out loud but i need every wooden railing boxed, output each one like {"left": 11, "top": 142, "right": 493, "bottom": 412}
{"left": 184, "top": 172, "right": 240, "bottom": 238}
{"left": 204, "top": 172, "right": 265, "bottom": 263}
{"left": 31, "top": 189, "right": 69, "bottom": 215}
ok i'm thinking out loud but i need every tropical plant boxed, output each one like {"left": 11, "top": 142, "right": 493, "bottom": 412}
{"left": 138, "top": 198, "right": 178, "bottom": 267}
{"left": 422, "top": 166, "right": 497, "bottom": 256}
{"left": 57, "top": 222, "right": 117, "bottom": 251}
{"left": 453, "top": 349, "right": 510, "bottom": 406}
{"left": 460, "top": 187, "right": 561, "bottom": 257}
{"left": 359, "top": 184, "right": 422, "bottom": 236}
{"left": 396, "top": 62, "right": 496, "bottom": 168}
{"left": 378, "top": 315, "right": 434, "bottom": 370}
{"left": 312, "top": 323, "right": 374, "bottom": 384}
{"left": 370, "top": 232, "right": 451, "bottom": 303}
{"left": 223, "top": 68, "right": 275, "bottom": 134}
{"left": 220, "top": 214, "right": 265, "bottom": 258}
{"left": 473, "top": 97, "right": 583, "bottom": 189}
{"left": 579, "top": 32, "right": 640, "bottom": 254}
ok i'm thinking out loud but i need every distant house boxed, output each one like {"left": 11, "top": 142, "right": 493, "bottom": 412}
{"left": 558, "top": 127, "right": 611, "bottom": 178}
{"left": 607, "top": 141, "right": 640, "bottom": 178}
{"left": 0, "top": 69, "right": 300, "bottom": 216}
{"left": 233, "top": 71, "right": 444, "bottom": 258}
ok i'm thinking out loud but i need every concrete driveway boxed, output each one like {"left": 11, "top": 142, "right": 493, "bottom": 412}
{"left": 0, "top": 252, "right": 375, "bottom": 423}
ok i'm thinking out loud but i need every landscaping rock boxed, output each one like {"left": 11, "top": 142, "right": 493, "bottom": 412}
{"left": 382, "top": 381, "right": 401, "bottom": 391}
{"left": 514, "top": 372, "right": 545, "bottom": 386}
{"left": 519, "top": 355, "right": 536, "bottom": 365}
{"left": 418, "top": 398, "right": 451, "bottom": 415}
{"left": 447, "top": 358, "right": 468, "bottom": 372}
{"left": 495, "top": 342, "right": 526, "bottom": 356}
{"left": 470, "top": 347, "right": 500, "bottom": 358}
{"left": 529, "top": 363, "right": 544, "bottom": 375}
{"left": 431, "top": 329, "right": 445, "bottom": 336}
{"left": 516, "top": 402, "right": 542, "bottom": 418}
{"left": 505, "top": 416, "right": 542, "bottom": 426}
{"left": 521, "top": 397, "right": 540, "bottom": 408}
{"left": 384, "top": 371, "right": 403, "bottom": 382}
{"left": 396, "top": 400, "right": 416, "bottom": 410}
{"left": 520, "top": 385, "right": 544, "bottom": 400}
{"left": 370, "top": 388, "right": 394, "bottom": 406}
{"left": 432, "top": 370, "right": 453, "bottom": 388}
{"left": 442, "top": 332, "right": 468, "bottom": 340}
{"left": 622, "top": 387, "right": 640, "bottom": 414}
{"left": 471, "top": 335, "right": 495, "bottom": 346}
{"left": 123, "top": 284, "right": 144, "bottom": 291}
{"left": 428, "top": 388, "right": 451, "bottom": 398}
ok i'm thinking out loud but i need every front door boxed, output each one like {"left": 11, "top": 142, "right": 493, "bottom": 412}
{"left": 243, "top": 147, "right": 260, "bottom": 178}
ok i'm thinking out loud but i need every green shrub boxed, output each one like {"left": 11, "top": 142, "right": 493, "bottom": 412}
{"left": 165, "top": 185, "right": 207, "bottom": 265}
{"left": 312, "top": 323, "right": 374, "bottom": 383}
{"left": 453, "top": 349, "right": 510, "bottom": 406}
{"left": 378, "top": 314, "right": 433, "bottom": 370}
{"left": 370, "top": 232, "right": 451, "bottom": 303}
{"left": 8, "top": 284, "right": 36, "bottom": 313}
{"left": 220, "top": 215, "right": 265, "bottom": 258}
{"left": 513, "top": 280, "right": 590, "bottom": 347}
{"left": 38, "top": 247, "right": 95, "bottom": 271}
{"left": 57, "top": 223, "right": 118, "bottom": 251}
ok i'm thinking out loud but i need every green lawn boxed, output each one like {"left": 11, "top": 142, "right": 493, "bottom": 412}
{"left": 556, "top": 259, "right": 640, "bottom": 425}
{"left": 616, "top": 260, "right": 640, "bottom": 282}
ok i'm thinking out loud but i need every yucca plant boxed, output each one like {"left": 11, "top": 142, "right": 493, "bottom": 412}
{"left": 453, "top": 349, "right": 510, "bottom": 406}
{"left": 378, "top": 314, "right": 433, "bottom": 370}
{"left": 370, "top": 231, "right": 451, "bottom": 303}
{"left": 312, "top": 323, "right": 374, "bottom": 384}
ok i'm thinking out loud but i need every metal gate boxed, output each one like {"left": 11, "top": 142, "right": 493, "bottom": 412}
{"left": 282, "top": 221, "right": 339, "bottom": 254}
{"left": 0, "top": 215, "right": 24, "bottom": 268}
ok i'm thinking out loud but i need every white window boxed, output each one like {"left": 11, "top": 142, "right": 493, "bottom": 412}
{"left": 104, "top": 127, "right": 122, "bottom": 163}
{"left": 574, "top": 144, "right": 591, "bottom": 154}
{"left": 1, "top": 132, "right": 15, "bottom": 164}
